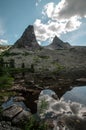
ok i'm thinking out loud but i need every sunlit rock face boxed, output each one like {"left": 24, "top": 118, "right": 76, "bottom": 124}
{"left": 37, "top": 89, "right": 86, "bottom": 130}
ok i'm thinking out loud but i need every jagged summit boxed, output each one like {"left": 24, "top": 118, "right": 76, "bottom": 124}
{"left": 12, "top": 25, "right": 71, "bottom": 51}
{"left": 13, "top": 25, "right": 41, "bottom": 50}
{"left": 45, "top": 36, "right": 71, "bottom": 50}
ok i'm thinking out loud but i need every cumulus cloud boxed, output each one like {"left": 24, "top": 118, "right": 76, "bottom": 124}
{"left": 57, "top": 0, "right": 86, "bottom": 19}
{"left": 34, "top": 19, "right": 66, "bottom": 43}
{"left": 42, "top": 2, "right": 54, "bottom": 18}
{"left": 43, "top": 0, "right": 86, "bottom": 20}
{"left": 34, "top": 0, "right": 86, "bottom": 44}
{"left": 0, "top": 39, "right": 8, "bottom": 45}
{"left": 34, "top": 17, "right": 81, "bottom": 43}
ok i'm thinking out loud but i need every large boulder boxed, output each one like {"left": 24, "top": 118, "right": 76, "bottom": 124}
{"left": 2, "top": 100, "right": 31, "bottom": 125}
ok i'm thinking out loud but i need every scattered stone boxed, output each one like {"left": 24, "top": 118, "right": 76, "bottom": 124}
{"left": 76, "top": 78, "right": 86, "bottom": 83}
{"left": 2, "top": 98, "right": 31, "bottom": 126}
{"left": 0, "top": 121, "right": 21, "bottom": 130}
{"left": 2, "top": 104, "right": 23, "bottom": 120}
{"left": 51, "top": 94, "right": 59, "bottom": 100}
{"left": 12, "top": 109, "right": 31, "bottom": 125}
{"left": 13, "top": 96, "right": 25, "bottom": 102}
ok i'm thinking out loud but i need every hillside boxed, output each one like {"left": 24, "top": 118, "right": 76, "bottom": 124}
{"left": 2, "top": 25, "right": 86, "bottom": 79}
{"left": 0, "top": 45, "right": 11, "bottom": 54}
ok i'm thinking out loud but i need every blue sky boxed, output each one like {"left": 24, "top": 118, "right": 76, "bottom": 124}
{"left": 0, "top": 0, "right": 86, "bottom": 46}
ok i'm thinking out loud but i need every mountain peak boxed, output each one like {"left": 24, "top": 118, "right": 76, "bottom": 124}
{"left": 13, "top": 25, "right": 40, "bottom": 50}
{"left": 53, "top": 36, "right": 64, "bottom": 44}
{"left": 45, "top": 36, "right": 71, "bottom": 50}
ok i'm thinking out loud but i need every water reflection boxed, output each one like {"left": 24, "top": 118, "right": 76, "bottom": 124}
{"left": 40, "top": 89, "right": 56, "bottom": 96}
{"left": 38, "top": 87, "right": 86, "bottom": 130}
{"left": 62, "top": 86, "right": 86, "bottom": 105}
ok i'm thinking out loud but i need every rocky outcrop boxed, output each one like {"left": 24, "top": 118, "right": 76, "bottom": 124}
{"left": 2, "top": 98, "right": 31, "bottom": 126}
{"left": 0, "top": 121, "right": 21, "bottom": 130}
{"left": 13, "top": 25, "right": 41, "bottom": 51}
{"left": 45, "top": 36, "right": 71, "bottom": 50}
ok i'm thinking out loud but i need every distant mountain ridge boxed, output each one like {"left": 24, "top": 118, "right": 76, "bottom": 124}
{"left": 12, "top": 25, "right": 71, "bottom": 51}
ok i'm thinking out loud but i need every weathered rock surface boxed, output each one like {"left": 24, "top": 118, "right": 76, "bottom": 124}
{"left": 12, "top": 109, "right": 31, "bottom": 125}
{"left": 2, "top": 105, "right": 23, "bottom": 120}
{"left": 0, "top": 121, "right": 21, "bottom": 130}
{"left": 76, "top": 78, "right": 86, "bottom": 83}
{"left": 45, "top": 36, "right": 71, "bottom": 50}
{"left": 12, "top": 25, "right": 41, "bottom": 50}
{"left": 2, "top": 101, "right": 31, "bottom": 125}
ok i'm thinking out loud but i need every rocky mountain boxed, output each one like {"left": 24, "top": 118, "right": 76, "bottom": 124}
{"left": 45, "top": 36, "right": 71, "bottom": 50}
{"left": 12, "top": 25, "right": 41, "bottom": 51}
{"left": 3, "top": 25, "right": 86, "bottom": 79}
{"left": 12, "top": 25, "right": 71, "bottom": 51}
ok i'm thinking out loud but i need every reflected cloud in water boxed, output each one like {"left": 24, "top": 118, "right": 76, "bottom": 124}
{"left": 38, "top": 87, "right": 86, "bottom": 130}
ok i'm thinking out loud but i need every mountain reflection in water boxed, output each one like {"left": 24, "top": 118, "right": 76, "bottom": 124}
{"left": 38, "top": 86, "right": 86, "bottom": 130}
{"left": 62, "top": 86, "right": 86, "bottom": 106}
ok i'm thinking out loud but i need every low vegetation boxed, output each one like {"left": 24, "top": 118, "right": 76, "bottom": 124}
{"left": 25, "top": 116, "right": 47, "bottom": 130}
{"left": 0, "top": 58, "right": 14, "bottom": 89}
{"left": 39, "top": 98, "right": 48, "bottom": 114}
{"left": 1, "top": 50, "right": 21, "bottom": 57}
{"left": 0, "top": 75, "right": 14, "bottom": 89}
{"left": 38, "top": 55, "right": 50, "bottom": 59}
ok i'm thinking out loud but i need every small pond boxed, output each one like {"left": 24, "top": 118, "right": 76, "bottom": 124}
{"left": 41, "top": 85, "right": 86, "bottom": 106}
{"left": 62, "top": 85, "right": 86, "bottom": 105}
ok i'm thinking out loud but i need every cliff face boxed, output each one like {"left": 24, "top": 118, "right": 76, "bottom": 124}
{"left": 13, "top": 25, "right": 41, "bottom": 50}
{"left": 12, "top": 25, "right": 71, "bottom": 51}
{"left": 45, "top": 36, "right": 71, "bottom": 50}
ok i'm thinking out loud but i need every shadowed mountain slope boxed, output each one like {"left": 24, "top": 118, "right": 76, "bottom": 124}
{"left": 45, "top": 36, "right": 71, "bottom": 50}
{"left": 12, "top": 25, "right": 41, "bottom": 50}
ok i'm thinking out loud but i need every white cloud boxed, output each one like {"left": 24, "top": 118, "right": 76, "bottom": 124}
{"left": 34, "top": 17, "right": 81, "bottom": 43}
{"left": 57, "top": 0, "right": 86, "bottom": 19}
{"left": 34, "top": 0, "right": 86, "bottom": 44}
{"left": 65, "top": 16, "right": 81, "bottom": 32}
{"left": 42, "top": 3, "right": 54, "bottom": 18}
{"left": 0, "top": 39, "right": 8, "bottom": 45}
{"left": 43, "top": 0, "right": 86, "bottom": 20}
{"left": 35, "top": 0, "right": 42, "bottom": 6}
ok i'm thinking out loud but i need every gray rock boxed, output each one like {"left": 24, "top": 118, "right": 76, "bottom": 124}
{"left": 12, "top": 109, "right": 31, "bottom": 125}
{"left": 13, "top": 25, "right": 41, "bottom": 51}
{"left": 45, "top": 36, "right": 71, "bottom": 50}
{"left": 2, "top": 104, "right": 23, "bottom": 120}
{"left": 2, "top": 103, "right": 31, "bottom": 126}
{"left": 13, "top": 96, "right": 25, "bottom": 102}
{"left": 0, "top": 121, "right": 21, "bottom": 130}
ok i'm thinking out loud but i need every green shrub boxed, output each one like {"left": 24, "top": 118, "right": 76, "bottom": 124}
{"left": 39, "top": 98, "right": 48, "bottom": 113}
{"left": 0, "top": 75, "right": 14, "bottom": 89}
{"left": 25, "top": 116, "right": 47, "bottom": 130}
{"left": 2, "top": 51, "right": 20, "bottom": 56}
